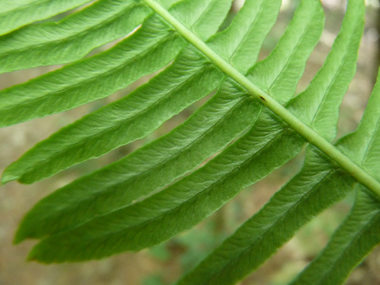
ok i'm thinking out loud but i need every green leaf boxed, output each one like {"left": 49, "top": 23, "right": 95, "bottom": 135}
{"left": 247, "top": 0, "right": 325, "bottom": 104}
{"left": 290, "top": 69, "right": 380, "bottom": 285}
{"left": 0, "top": 0, "right": 92, "bottom": 36}
{"left": 140, "top": 0, "right": 380, "bottom": 198}
{"left": 0, "top": 15, "right": 185, "bottom": 127}
{"left": 189, "top": 63, "right": 380, "bottom": 285}
{"left": 338, "top": 71, "right": 380, "bottom": 181}
{"left": 0, "top": 0, "right": 235, "bottom": 182}
{"left": 291, "top": 186, "right": 380, "bottom": 285}
{"left": 20, "top": 0, "right": 322, "bottom": 261}
{"left": 287, "top": 0, "right": 364, "bottom": 141}
{"left": 0, "top": 0, "right": 233, "bottom": 74}
{"left": 178, "top": 146, "right": 356, "bottom": 285}
{"left": 2, "top": 0, "right": 277, "bottom": 183}
{"left": 0, "top": 0, "right": 152, "bottom": 73}
{"left": 3, "top": 0, "right": 380, "bottom": 282}
{"left": 1, "top": 47, "right": 220, "bottom": 184}
{"left": 0, "top": 0, "right": 232, "bottom": 128}
{"left": 14, "top": 79, "right": 260, "bottom": 242}
{"left": 208, "top": 0, "right": 282, "bottom": 73}
{"left": 13, "top": 0, "right": 283, "bottom": 242}
{"left": 13, "top": 0, "right": 281, "bottom": 239}
{"left": 27, "top": 110, "right": 305, "bottom": 263}
{"left": 179, "top": 1, "right": 365, "bottom": 282}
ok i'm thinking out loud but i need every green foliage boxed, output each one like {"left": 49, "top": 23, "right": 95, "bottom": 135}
{"left": 1, "top": 0, "right": 380, "bottom": 284}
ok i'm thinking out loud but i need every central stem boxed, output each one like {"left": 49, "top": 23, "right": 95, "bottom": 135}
{"left": 142, "top": 0, "right": 380, "bottom": 197}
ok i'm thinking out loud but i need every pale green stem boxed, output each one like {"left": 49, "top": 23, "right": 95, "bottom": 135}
{"left": 142, "top": 0, "right": 380, "bottom": 197}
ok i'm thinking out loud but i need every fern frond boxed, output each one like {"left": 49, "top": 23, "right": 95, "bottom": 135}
{"left": 2, "top": 0, "right": 278, "bottom": 183}
{"left": 0, "top": 0, "right": 92, "bottom": 35}
{"left": 13, "top": 78, "right": 259, "bottom": 242}
{"left": 0, "top": 0, "right": 152, "bottom": 73}
{"left": 26, "top": 110, "right": 305, "bottom": 263}
{"left": 292, "top": 71, "right": 380, "bottom": 284}
{"left": 146, "top": 0, "right": 380, "bottom": 195}
{"left": 2, "top": 0, "right": 380, "bottom": 283}
{"left": 0, "top": 0, "right": 232, "bottom": 129}
{"left": 179, "top": 1, "right": 366, "bottom": 282}
{"left": 12, "top": 0, "right": 281, "bottom": 239}
{"left": 291, "top": 186, "right": 380, "bottom": 285}
{"left": 287, "top": 0, "right": 364, "bottom": 141}
{"left": 183, "top": 62, "right": 380, "bottom": 284}
{"left": 178, "top": 146, "right": 356, "bottom": 285}
{"left": 337, "top": 70, "right": 380, "bottom": 180}
{"left": 0, "top": 17, "right": 184, "bottom": 127}
{"left": 15, "top": 0, "right": 323, "bottom": 261}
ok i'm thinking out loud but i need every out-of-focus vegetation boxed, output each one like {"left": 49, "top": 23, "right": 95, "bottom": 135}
{"left": 0, "top": 0, "right": 379, "bottom": 284}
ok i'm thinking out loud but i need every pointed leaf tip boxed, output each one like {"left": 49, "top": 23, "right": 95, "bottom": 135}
{"left": 13, "top": 230, "right": 25, "bottom": 245}
{"left": 26, "top": 252, "right": 38, "bottom": 263}
{"left": 1, "top": 172, "right": 17, "bottom": 185}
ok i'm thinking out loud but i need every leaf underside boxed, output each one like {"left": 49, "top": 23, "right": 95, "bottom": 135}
{"left": 1, "top": 0, "right": 380, "bottom": 284}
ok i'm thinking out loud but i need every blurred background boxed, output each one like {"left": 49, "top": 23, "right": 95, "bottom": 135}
{"left": 1, "top": 0, "right": 380, "bottom": 284}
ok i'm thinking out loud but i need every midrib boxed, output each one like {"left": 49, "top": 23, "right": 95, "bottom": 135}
{"left": 142, "top": 0, "right": 380, "bottom": 197}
